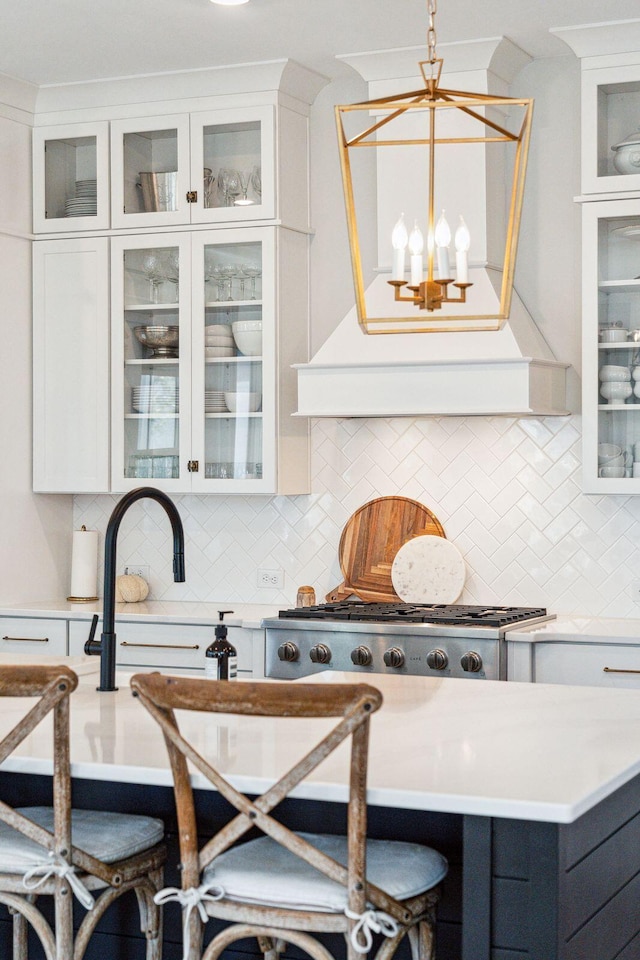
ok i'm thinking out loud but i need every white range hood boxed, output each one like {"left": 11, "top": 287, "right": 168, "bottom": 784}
{"left": 296, "top": 39, "right": 569, "bottom": 418}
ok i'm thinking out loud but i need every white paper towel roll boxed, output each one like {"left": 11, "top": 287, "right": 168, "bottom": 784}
{"left": 68, "top": 526, "right": 99, "bottom": 601}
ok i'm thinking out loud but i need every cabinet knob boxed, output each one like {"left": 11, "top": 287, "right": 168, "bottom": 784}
{"left": 186, "top": 190, "right": 198, "bottom": 203}
{"left": 187, "top": 460, "right": 199, "bottom": 473}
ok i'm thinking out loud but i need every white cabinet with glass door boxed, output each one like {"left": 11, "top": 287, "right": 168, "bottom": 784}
{"left": 580, "top": 61, "right": 640, "bottom": 196}
{"left": 111, "top": 227, "right": 283, "bottom": 493}
{"left": 110, "top": 106, "right": 274, "bottom": 229}
{"left": 582, "top": 198, "right": 640, "bottom": 492}
{"left": 32, "top": 122, "right": 110, "bottom": 233}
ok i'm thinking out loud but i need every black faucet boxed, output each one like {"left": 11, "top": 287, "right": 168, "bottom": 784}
{"left": 85, "top": 486, "right": 186, "bottom": 691}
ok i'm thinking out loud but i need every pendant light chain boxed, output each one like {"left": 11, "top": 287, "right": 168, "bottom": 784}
{"left": 427, "top": 0, "right": 437, "bottom": 63}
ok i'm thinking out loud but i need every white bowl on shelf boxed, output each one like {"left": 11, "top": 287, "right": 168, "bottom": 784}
{"left": 599, "top": 365, "right": 631, "bottom": 381}
{"left": 599, "top": 328, "right": 628, "bottom": 343}
{"left": 598, "top": 442, "right": 623, "bottom": 461}
{"left": 224, "top": 391, "right": 261, "bottom": 413}
{"left": 600, "top": 381, "right": 633, "bottom": 403}
{"left": 205, "top": 346, "right": 235, "bottom": 359}
{"left": 232, "top": 320, "right": 262, "bottom": 357}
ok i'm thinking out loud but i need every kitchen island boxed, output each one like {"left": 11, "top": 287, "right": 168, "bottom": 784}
{"left": 2, "top": 668, "right": 640, "bottom": 959}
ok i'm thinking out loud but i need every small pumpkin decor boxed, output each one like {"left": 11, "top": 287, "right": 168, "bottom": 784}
{"left": 115, "top": 574, "right": 149, "bottom": 603}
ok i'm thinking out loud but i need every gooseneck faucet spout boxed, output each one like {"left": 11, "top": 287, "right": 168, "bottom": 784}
{"left": 85, "top": 487, "right": 186, "bottom": 691}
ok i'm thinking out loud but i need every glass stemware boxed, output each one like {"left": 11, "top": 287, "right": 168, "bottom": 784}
{"left": 250, "top": 164, "right": 262, "bottom": 200}
{"left": 142, "top": 253, "right": 163, "bottom": 304}
{"left": 242, "top": 263, "right": 262, "bottom": 300}
{"left": 220, "top": 263, "right": 236, "bottom": 300}
{"left": 225, "top": 169, "right": 241, "bottom": 206}
{"left": 165, "top": 250, "right": 180, "bottom": 302}
{"left": 203, "top": 168, "right": 216, "bottom": 208}
{"left": 235, "top": 169, "right": 254, "bottom": 206}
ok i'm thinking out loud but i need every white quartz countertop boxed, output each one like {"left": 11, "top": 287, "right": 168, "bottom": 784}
{"left": 0, "top": 600, "right": 281, "bottom": 630}
{"left": 506, "top": 615, "right": 640, "bottom": 644}
{"left": 3, "top": 666, "right": 640, "bottom": 825}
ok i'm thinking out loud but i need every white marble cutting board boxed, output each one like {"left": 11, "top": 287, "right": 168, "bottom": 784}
{"left": 391, "top": 535, "right": 465, "bottom": 603}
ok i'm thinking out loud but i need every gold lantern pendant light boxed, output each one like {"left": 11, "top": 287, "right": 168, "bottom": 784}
{"left": 335, "top": 0, "right": 534, "bottom": 333}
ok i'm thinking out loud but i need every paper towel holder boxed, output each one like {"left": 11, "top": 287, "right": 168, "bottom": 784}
{"left": 67, "top": 525, "right": 99, "bottom": 603}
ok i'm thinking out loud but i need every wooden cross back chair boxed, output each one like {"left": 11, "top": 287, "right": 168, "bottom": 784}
{"left": 131, "top": 673, "right": 448, "bottom": 960}
{"left": 0, "top": 664, "right": 166, "bottom": 960}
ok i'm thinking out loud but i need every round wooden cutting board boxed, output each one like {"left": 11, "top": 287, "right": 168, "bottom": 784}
{"left": 325, "top": 496, "right": 446, "bottom": 603}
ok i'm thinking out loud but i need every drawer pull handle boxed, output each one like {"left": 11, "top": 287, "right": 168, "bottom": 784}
{"left": 120, "top": 641, "right": 200, "bottom": 651}
{"left": 2, "top": 636, "right": 49, "bottom": 643}
{"left": 603, "top": 666, "right": 640, "bottom": 675}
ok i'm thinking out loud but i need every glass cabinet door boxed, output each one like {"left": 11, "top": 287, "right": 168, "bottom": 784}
{"left": 111, "top": 234, "right": 192, "bottom": 491}
{"left": 190, "top": 229, "right": 275, "bottom": 491}
{"left": 582, "top": 68, "right": 640, "bottom": 195}
{"left": 32, "top": 122, "right": 110, "bottom": 233}
{"left": 190, "top": 106, "right": 275, "bottom": 224}
{"left": 583, "top": 200, "right": 640, "bottom": 492}
{"left": 110, "top": 115, "right": 191, "bottom": 229}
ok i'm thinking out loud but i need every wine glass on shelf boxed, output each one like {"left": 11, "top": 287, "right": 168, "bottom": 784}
{"left": 250, "top": 164, "right": 262, "bottom": 200}
{"left": 217, "top": 169, "right": 230, "bottom": 207}
{"left": 165, "top": 250, "right": 180, "bottom": 302}
{"left": 203, "top": 168, "right": 216, "bottom": 208}
{"left": 235, "top": 169, "right": 254, "bottom": 206}
{"left": 225, "top": 169, "right": 241, "bottom": 206}
{"left": 142, "top": 253, "right": 163, "bottom": 304}
{"left": 220, "top": 263, "right": 236, "bottom": 301}
{"left": 242, "top": 263, "right": 262, "bottom": 300}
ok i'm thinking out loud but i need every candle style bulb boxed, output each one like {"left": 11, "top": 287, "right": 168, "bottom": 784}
{"left": 408, "top": 220, "right": 424, "bottom": 287}
{"left": 455, "top": 216, "right": 470, "bottom": 284}
{"left": 391, "top": 213, "right": 408, "bottom": 281}
{"left": 435, "top": 209, "right": 451, "bottom": 280}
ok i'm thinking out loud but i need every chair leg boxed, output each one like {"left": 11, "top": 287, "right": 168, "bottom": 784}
{"left": 10, "top": 905, "right": 28, "bottom": 960}
{"left": 257, "top": 936, "right": 286, "bottom": 960}
{"left": 408, "top": 919, "right": 435, "bottom": 960}
{"left": 134, "top": 868, "right": 164, "bottom": 960}
{"left": 54, "top": 879, "right": 74, "bottom": 960}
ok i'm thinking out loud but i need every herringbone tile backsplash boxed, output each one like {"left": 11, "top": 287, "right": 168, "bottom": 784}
{"left": 74, "top": 415, "right": 640, "bottom": 616}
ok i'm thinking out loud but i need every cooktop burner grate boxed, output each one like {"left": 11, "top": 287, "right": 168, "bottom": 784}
{"left": 277, "top": 602, "right": 549, "bottom": 628}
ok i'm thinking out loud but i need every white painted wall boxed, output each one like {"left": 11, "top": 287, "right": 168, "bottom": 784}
{"left": 0, "top": 106, "right": 72, "bottom": 603}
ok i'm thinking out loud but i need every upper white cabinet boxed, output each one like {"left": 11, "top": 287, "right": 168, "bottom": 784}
{"left": 582, "top": 198, "right": 640, "bottom": 493}
{"left": 111, "top": 107, "right": 275, "bottom": 228}
{"left": 32, "top": 122, "right": 110, "bottom": 233}
{"left": 581, "top": 65, "right": 640, "bottom": 196}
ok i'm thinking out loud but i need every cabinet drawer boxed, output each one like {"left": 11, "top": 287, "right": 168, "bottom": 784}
{"left": 533, "top": 641, "right": 640, "bottom": 688}
{"left": 69, "top": 620, "right": 259, "bottom": 675}
{"left": 0, "top": 618, "right": 67, "bottom": 656}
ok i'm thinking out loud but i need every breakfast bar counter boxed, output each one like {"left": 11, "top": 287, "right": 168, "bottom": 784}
{"left": 2, "top": 668, "right": 640, "bottom": 959}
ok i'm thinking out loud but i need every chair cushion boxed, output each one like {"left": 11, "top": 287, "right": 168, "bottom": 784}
{"left": 0, "top": 806, "right": 164, "bottom": 874}
{"left": 202, "top": 832, "right": 448, "bottom": 913}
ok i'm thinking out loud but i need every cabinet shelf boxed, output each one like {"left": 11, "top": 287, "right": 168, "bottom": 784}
{"left": 125, "top": 303, "right": 179, "bottom": 312}
{"left": 598, "top": 279, "right": 640, "bottom": 292}
{"left": 598, "top": 342, "right": 640, "bottom": 350}
{"left": 205, "top": 356, "right": 261, "bottom": 364}
{"left": 125, "top": 358, "right": 180, "bottom": 366}
{"left": 204, "top": 412, "right": 262, "bottom": 419}
{"left": 206, "top": 300, "right": 262, "bottom": 309}
{"left": 125, "top": 413, "right": 179, "bottom": 420}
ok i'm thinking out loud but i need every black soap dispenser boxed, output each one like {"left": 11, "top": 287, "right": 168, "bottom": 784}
{"left": 205, "top": 610, "right": 237, "bottom": 680}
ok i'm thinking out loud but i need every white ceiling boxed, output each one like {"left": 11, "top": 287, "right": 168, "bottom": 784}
{"left": 2, "top": 0, "right": 640, "bottom": 88}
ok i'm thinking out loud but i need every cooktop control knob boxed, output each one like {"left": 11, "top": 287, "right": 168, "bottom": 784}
{"left": 383, "top": 647, "right": 405, "bottom": 669}
{"left": 426, "top": 648, "right": 449, "bottom": 671}
{"left": 350, "top": 645, "right": 373, "bottom": 667}
{"left": 309, "top": 643, "right": 332, "bottom": 664}
{"left": 461, "top": 651, "right": 483, "bottom": 673}
{"left": 277, "top": 641, "right": 299, "bottom": 663}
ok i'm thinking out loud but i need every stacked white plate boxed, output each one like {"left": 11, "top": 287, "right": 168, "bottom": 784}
{"left": 64, "top": 179, "right": 97, "bottom": 217}
{"left": 205, "top": 323, "right": 235, "bottom": 359}
{"left": 132, "top": 383, "right": 179, "bottom": 414}
{"left": 205, "top": 389, "right": 227, "bottom": 413}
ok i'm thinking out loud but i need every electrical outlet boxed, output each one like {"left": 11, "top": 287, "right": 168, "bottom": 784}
{"left": 631, "top": 580, "right": 640, "bottom": 602}
{"left": 257, "top": 568, "right": 284, "bottom": 589}
{"left": 124, "top": 564, "right": 150, "bottom": 581}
